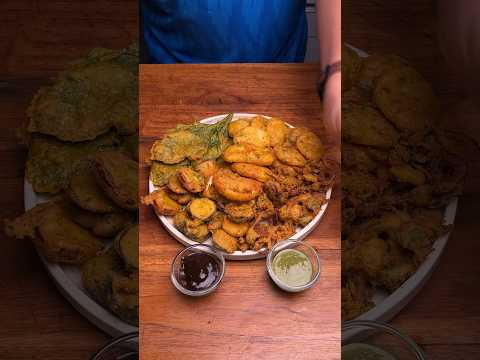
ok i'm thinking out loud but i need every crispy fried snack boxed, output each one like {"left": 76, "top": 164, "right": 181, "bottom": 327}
{"left": 113, "top": 224, "right": 138, "bottom": 270}
{"left": 273, "top": 144, "right": 307, "bottom": 167}
{"left": 212, "top": 229, "right": 238, "bottom": 253}
{"left": 93, "top": 151, "right": 138, "bottom": 211}
{"left": 27, "top": 46, "right": 138, "bottom": 142}
{"left": 222, "top": 217, "right": 249, "bottom": 237}
{"left": 231, "top": 163, "right": 273, "bottom": 183}
{"left": 26, "top": 131, "right": 121, "bottom": 194}
{"left": 177, "top": 167, "right": 205, "bottom": 193}
{"left": 228, "top": 118, "right": 250, "bottom": 137}
{"left": 68, "top": 166, "right": 119, "bottom": 213}
{"left": 213, "top": 169, "right": 262, "bottom": 201}
{"left": 224, "top": 202, "right": 256, "bottom": 223}
{"left": 296, "top": 131, "right": 324, "bottom": 161}
{"left": 374, "top": 65, "right": 439, "bottom": 133}
{"left": 223, "top": 143, "right": 274, "bottom": 166}
{"left": 141, "top": 189, "right": 181, "bottom": 216}
{"left": 342, "top": 104, "right": 399, "bottom": 148}
{"left": 70, "top": 206, "right": 134, "bottom": 238}
{"left": 233, "top": 126, "right": 270, "bottom": 148}
{"left": 5, "top": 200, "right": 104, "bottom": 264}
{"left": 167, "top": 173, "right": 188, "bottom": 194}
{"left": 150, "top": 160, "right": 189, "bottom": 187}
{"left": 188, "top": 198, "right": 216, "bottom": 221}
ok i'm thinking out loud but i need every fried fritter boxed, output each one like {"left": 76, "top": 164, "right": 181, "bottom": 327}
{"left": 222, "top": 217, "right": 249, "bottom": 237}
{"left": 231, "top": 163, "right": 273, "bottom": 183}
{"left": 357, "top": 54, "right": 407, "bottom": 94}
{"left": 26, "top": 131, "right": 121, "bottom": 194}
{"left": 296, "top": 131, "right": 324, "bottom": 161}
{"left": 194, "top": 160, "right": 218, "bottom": 179}
{"left": 342, "top": 44, "right": 362, "bottom": 92}
{"left": 223, "top": 143, "right": 274, "bottom": 166}
{"left": 167, "top": 173, "right": 188, "bottom": 194}
{"left": 212, "top": 229, "right": 238, "bottom": 253}
{"left": 213, "top": 169, "right": 262, "bottom": 201}
{"left": 233, "top": 126, "right": 270, "bottom": 148}
{"left": 374, "top": 65, "right": 439, "bottom": 133}
{"left": 228, "top": 118, "right": 250, "bottom": 137}
{"left": 342, "top": 104, "right": 399, "bottom": 148}
{"left": 188, "top": 198, "right": 216, "bottom": 221}
{"left": 224, "top": 202, "right": 256, "bottom": 223}
{"left": 68, "top": 166, "right": 119, "bottom": 213}
{"left": 141, "top": 189, "right": 181, "bottom": 216}
{"left": 5, "top": 200, "right": 104, "bottom": 264}
{"left": 266, "top": 118, "right": 289, "bottom": 146}
{"left": 113, "top": 224, "right": 138, "bottom": 270}
{"left": 274, "top": 144, "right": 307, "bottom": 167}
{"left": 150, "top": 160, "right": 189, "bottom": 187}
{"left": 27, "top": 46, "right": 137, "bottom": 142}
{"left": 177, "top": 167, "right": 205, "bottom": 193}
{"left": 150, "top": 130, "right": 206, "bottom": 164}
{"left": 93, "top": 151, "right": 138, "bottom": 210}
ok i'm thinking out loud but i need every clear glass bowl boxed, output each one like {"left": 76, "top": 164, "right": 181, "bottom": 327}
{"left": 266, "top": 240, "right": 321, "bottom": 292}
{"left": 90, "top": 332, "right": 138, "bottom": 360}
{"left": 342, "top": 320, "right": 426, "bottom": 359}
{"left": 171, "top": 244, "right": 225, "bottom": 296}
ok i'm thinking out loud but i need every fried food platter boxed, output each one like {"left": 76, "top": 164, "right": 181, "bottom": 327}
{"left": 343, "top": 45, "right": 461, "bottom": 328}
{"left": 147, "top": 113, "right": 333, "bottom": 260}
{"left": 24, "top": 181, "right": 137, "bottom": 337}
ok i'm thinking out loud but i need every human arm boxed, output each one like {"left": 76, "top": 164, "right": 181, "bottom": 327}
{"left": 316, "top": 0, "right": 341, "bottom": 144}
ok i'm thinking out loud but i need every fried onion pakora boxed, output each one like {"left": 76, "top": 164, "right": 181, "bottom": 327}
{"left": 223, "top": 143, "right": 274, "bottom": 166}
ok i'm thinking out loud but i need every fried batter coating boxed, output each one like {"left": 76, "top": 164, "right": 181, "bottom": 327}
{"left": 228, "top": 119, "right": 250, "bottom": 137}
{"left": 266, "top": 118, "right": 289, "bottom": 146}
{"left": 222, "top": 217, "right": 249, "bottom": 237}
{"left": 342, "top": 104, "right": 399, "bottom": 148}
{"left": 389, "top": 164, "right": 426, "bottom": 186}
{"left": 207, "top": 212, "right": 224, "bottom": 231}
{"left": 93, "top": 151, "right": 138, "bottom": 211}
{"left": 150, "top": 130, "right": 206, "bottom": 164}
{"left": 234, "top": 126, "right": 270, "bottom": 148}
{"left": 274, "top": 144, "right": 307, "bottom": 167}
{"left": 194, "top": 160, "right": 218, "bottom": 179}
{"left": 177, "top": 167, "right": 205, "bottom": 193}
{"left": 212, "top": 229, "right": 238, "bottom": 253}
{"left": 342, "top": 44, "right": 362, "bottom": 92}
{"left": 5, "top": 200, "right": 104, "bottom": 264}
{"left": 224, "top": 202, "right": 256, "bottom": 223}
{"left": 296, "top": 131, "right": 324, "bottom": 161}
{"left": 167, "top": 191, "right": 192, "bottom": 205}
{"left": 231, "top": 163, "right": 273, "bottom": 183}
{"left": 250, "top": 116, "right": 268, "bottom": 129}
{"left": 68, "top": 166, "right": 119, "bottom": 213}
{"left": 167, "top": 173, "right": 189, "bottom": 194}
{"left": 188, "top": 198, "right": 216, "bottom": 221}
{"left": 141, "top": 189, "right": 181, "bottom": 216}
{"left": 213, "top": 169, "right": 262, "bottom": 201}
{"left": 27, "top": 46, "right": 137, "bottom": 142}
{"left": 287, "top": 127, "right": 310, "bottom": 144}
{"left": 357, "top": 54, "right": 407, "bottom": 93}
{"left": 223, "top": 143, "right": 274, "bottom": 166}
{"left": 374, "top": 65, "right": 439, "bottom": 133}
{"left": 150, "top": 160, "right": 189, "bottom": 187}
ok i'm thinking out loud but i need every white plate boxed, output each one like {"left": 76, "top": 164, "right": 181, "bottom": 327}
{"left": 148, "top": 113, "right": 332, "bottom": 260}
{"left": 345, "top": 45, "right": 458, "bottom": 328}
{"left": 24, "top": 181, "right": 138, "bottom": 337}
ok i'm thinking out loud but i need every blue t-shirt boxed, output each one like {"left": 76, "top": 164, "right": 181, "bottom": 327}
{"left": 141, "top": 0, "right": 307, "bottom": 63}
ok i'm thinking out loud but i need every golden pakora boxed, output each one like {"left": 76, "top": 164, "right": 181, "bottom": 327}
{"left": 213, "top": 168, "right": 262, "bottom": 201}
{"left": 223, "top": 143, "right": 274, "bottom": 166}
{"left": 231, "top": 163, "right": 273, "bottom": 183}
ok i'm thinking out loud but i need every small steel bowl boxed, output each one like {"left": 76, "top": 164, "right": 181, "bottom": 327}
{"left": 266, "top": 240, "right": 321, "bottom": 292}
{"left": 171, "top": 244, "right": 225, "bottom": 297}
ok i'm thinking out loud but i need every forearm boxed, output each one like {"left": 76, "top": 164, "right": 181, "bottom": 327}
{"left": 316, "top": 0, "right": 341, "bottom": 68}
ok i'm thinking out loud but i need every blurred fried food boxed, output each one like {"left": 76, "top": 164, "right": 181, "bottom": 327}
{"left": 342, "top": 47, "right": 465, "bottom": 320}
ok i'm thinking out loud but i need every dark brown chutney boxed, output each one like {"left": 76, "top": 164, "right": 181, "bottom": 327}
{"left": 179, "top": 252, "right": 220, "bottom": 291}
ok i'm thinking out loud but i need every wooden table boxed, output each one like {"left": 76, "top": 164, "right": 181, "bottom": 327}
{"left": 344, "top": 1, "right": 480, "bottom": 357}
{"left": 139, "top": 64, "right": 341, "bottom": 360}
{"left": 0, "top": 1, "right": 137, "bottom": 359}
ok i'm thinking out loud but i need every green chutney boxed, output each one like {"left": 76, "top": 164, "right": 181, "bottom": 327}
{"left": 272, "top": 249, "right": 312, "bottom": 287}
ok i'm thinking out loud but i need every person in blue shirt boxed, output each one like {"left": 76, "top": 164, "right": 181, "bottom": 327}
{"left": 141, "top": 0, "right": 341, "bottom": 145}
